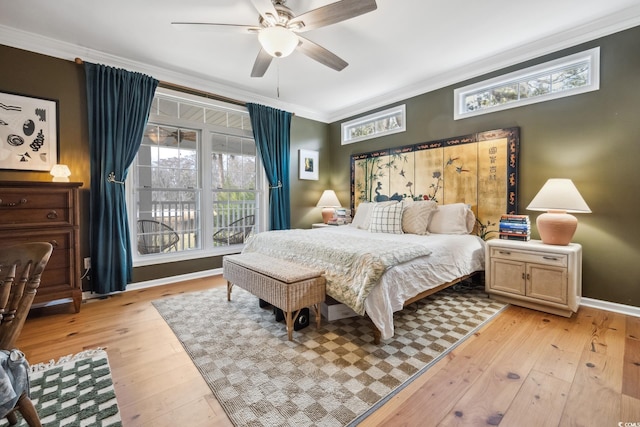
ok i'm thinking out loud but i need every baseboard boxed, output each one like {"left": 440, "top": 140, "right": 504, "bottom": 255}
{"left": 82, "top": 268, "right": 223, "bottom": 301}
{"left": 82, "top": 272, "right": 640, "bottom": 319}
{"left": 580, "top": 297, "right": 640, "bottom": 318}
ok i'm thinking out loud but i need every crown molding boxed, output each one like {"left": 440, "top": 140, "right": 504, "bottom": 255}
{"left": 325, "top": 4, "right": 640, "bottom": 122}
{"left": 2, "top": 3, "right": 640, "bottom": 124}
{"left": 0, "top": 25, "right": 325, "bottom": 122}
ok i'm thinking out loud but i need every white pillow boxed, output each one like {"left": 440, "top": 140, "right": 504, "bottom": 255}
{"left": 402, "top": 200, "right": 437, "bottom": 235}
{"left": 369, "top": 202, "right": 404, "bottom": 234}
{"left": 428, "top": 203, "right": 476, "bottom": 234}
{"left": 351, "top": 201, "right": 399, "bottom": 230}
{"left": 351, "top": 202, "right": 373, "bottom": 229}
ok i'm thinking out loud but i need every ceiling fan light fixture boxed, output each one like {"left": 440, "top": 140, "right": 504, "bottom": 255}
{"left": 258, "top": 25, "right": 298, "bottom": 58}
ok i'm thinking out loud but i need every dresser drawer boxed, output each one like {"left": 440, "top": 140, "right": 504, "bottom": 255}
{"left": 489, "top": 247, "right": 567, "bottom": 267}
{"left": 0, "top": 188, "right": 73, "bottom": 228}
{"left": 0, "top": 229, "right": 73, "bottom": 251}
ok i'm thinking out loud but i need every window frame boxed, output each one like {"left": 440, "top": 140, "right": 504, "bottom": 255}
{"left": 454, "top": 47, "right": 600, "bottom": 120}
{"left": 127, "top": 88, "right": 267, "bottom": 267}
{"left": 341, "top": 104, "right": 406, "bottom": 145}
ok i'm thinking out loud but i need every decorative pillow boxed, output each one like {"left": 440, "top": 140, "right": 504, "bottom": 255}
{"left": 350, "top": 202, "right": 373, "bottom": 230}
{"left": 369, "top": 202, "right": 404, "bottom": 234}
{"left": 402, "top": 200, "right": 437, "bottom": 235}
{"left": 351, "top": 201, "right": 399, "bottom": 230}
{"left": 428, "top": 203, "right": 476, "bottom": 234}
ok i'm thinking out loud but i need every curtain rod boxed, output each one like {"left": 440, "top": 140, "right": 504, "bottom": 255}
{"left": 74, "top": 57, "right": 247, "bottom": 108}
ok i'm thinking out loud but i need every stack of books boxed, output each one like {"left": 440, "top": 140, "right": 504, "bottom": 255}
{"left": 328, "top": 208, "right": 352, "bottom": 225}
{"left": 499, "top": 214, "right": 531, "bottom": 241}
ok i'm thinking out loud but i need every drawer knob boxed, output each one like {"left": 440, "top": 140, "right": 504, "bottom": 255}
{"left": 499, "top": 250, "right": 511, "bottom": 255}
{"left": 543, "top": 256, "right": 559, "bottom": 261}
{"left": 47, "top": 210, "right": 59, "bottom": 220}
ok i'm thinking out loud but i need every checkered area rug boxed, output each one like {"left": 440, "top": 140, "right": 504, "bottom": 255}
{"left": 13, "top": 349, "right": 121, "bottom": 427}
{"left": 153, "top": 284, "right": 506, "bottom": 427}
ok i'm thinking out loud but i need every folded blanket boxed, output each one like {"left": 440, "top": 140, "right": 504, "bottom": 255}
{"left": 243, "top": 229, "right": 432, "bottom": 315}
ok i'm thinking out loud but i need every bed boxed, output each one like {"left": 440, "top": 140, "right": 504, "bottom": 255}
{"left": 242, "top": 200, "right": 486, "bottom": 341}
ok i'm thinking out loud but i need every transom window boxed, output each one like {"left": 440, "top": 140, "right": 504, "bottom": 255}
{"left": 454, "top": 47, "right": 600, "bottom": 120}
{"left": 341, "top": 104, "right": 406, "bottom": 145}
{"left": 129, "top": 89, "right": 265, "bottom": 265}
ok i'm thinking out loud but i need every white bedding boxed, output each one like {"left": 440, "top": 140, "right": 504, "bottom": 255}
{"left": 244, "top": 225, "right": 485, "bottom": 340}
{"left": 310, "top": 226, "right": 486, "bottom": 340}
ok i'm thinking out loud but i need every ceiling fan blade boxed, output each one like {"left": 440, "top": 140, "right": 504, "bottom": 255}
{"left": 297, "top": 36, "right": 348, "bottom": 72}
{"left": 289, "top": 0, "right": 377, "bottom": 33}
{"left": 171, "top": 22, "right": 258, "bottom": 34}
{"left": 251, "top": 48, "right": 274, "bottom": 77}
{"left": 249, "top": 0, "right": 279, "bottom": 25}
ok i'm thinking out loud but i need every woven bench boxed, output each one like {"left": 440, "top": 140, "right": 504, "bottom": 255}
{"left": 223, "top": 253, "right": 326, "bottom": 341}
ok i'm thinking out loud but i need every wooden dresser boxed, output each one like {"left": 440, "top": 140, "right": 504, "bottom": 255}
{"left": 0, "top": 181, "right": 83, "bottom": 312}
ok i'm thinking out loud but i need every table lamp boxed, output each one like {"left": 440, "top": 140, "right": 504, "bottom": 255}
{"left": 50, "top": 164, "right": 71, "bottom": 182}
{"left": 526, "top": 178, "right": 591, "bottom": 245}
{"left": 316, "top": 190, "right": 341, "bottom": 224}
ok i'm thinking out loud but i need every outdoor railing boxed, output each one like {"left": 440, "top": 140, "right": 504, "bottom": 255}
{"left": 137, "top": 200, "right": 256, "bottom": 252}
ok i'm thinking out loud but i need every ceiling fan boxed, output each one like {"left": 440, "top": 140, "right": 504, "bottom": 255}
{"left": 172, "top": 0, "right": 377, "bottom": 77}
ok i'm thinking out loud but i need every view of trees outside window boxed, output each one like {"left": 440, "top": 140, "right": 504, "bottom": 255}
{"left": 136, "top": 125, "right": 200, "bottom": 253}
{"left": 342, "top": 105, "right": 406, "bottom": 144}
{"left": 348, "top": 114, "right": 402, "bottom": 139}
{"left": 210, "top": 133, "right": 258, "bottom": 247}
{"left": 132, "top": 93, "right": 259, "bottom": 257}
{"left": 463, "top": 63, "right": 590, "bottom": 112}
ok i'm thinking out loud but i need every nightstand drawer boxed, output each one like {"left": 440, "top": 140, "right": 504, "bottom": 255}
{"left": 490, "top": 247, "right": 567, "bottom": 267}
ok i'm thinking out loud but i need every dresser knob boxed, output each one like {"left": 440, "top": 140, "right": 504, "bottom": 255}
{"left": 47, "top": 210, "right": 59, "bottom": 220}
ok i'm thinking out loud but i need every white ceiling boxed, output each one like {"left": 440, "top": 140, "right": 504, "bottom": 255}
{"left": 1, "top": 0, "right": 640, "bottom": 123}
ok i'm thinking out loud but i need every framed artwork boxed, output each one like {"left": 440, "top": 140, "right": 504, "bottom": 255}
{"left": 0, "top": 91, "right": 59, "bottom": 171}
{"left": 350, "top": 127, "right": 520, "bottom": 238}
{"left": 299, "top": 149, "right": 319, "bottom": 180}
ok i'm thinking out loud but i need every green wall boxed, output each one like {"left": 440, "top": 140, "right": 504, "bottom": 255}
{"left": 328, "top": 26, "right": 640, "bottom": 307}
{"left": 2, "top": 23, "right": 639, "bottom": 307}
{"left": 0, "top": 44, "right": 328, "bottom": 285}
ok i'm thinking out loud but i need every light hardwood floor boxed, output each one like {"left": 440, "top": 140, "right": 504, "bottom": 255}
{"left": 17, "top": 275, "right": 640, "bottom": 426}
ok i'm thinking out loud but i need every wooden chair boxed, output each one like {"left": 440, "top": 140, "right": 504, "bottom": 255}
{"left": 137, "top": 219, "right": 180, "bottom": 254}
{"left": 0, "top": 242, "right": 53, "bottom": 427}
{"left": 213, "top": 215, "right": 255, "bottom": 245}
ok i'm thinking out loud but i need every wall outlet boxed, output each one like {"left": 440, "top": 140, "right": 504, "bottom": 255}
{"left": 84, "top": 257, "right": 91, "bottom": 269}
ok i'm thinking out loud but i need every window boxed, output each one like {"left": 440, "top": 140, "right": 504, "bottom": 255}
{"left": 454, "top": 47, "right": 600, "bottom": 120}
{"left": 341, "top": 104, "right": 406, "bottom": 145}
{"left": 129, "top": 89, "right": 265, "bottom": 265}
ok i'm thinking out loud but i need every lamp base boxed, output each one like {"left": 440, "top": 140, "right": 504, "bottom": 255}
{"left": 321, "top": 207, "right": 335, "bottom": 224}
{"left": 536, "top": 210, "right": 577, "bottom": 245}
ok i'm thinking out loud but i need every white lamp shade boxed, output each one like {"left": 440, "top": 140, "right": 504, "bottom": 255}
{"left": 258, "top": 26, "right": 298, "bottom": 58}
{"left": 316, "top": 190, "right": 341, "bottom": 208}
{"left": 527, "top": 178, "right": 590, "bottom": 245}
{"left": 50, "top": 164, "right": 71, "bottom": 182}
{"left": 526, "top": 179, "right": 591, "bottom": 213}
{"left": 316, "top": 190, "right": 341, "bottom": 224}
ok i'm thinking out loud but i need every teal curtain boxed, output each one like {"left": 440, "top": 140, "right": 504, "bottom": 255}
{"left": 246, "top": 103, "right": 292, "bottom": 230}
{"left": 84, "top": 62, "right": 158, "bottom": 294}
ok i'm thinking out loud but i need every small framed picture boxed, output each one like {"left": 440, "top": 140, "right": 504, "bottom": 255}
{"left": 0, "top": 90, "right": 59, "bottom": 171}
{"left": 299, "top": 149, "right": 319, "bottom": 180}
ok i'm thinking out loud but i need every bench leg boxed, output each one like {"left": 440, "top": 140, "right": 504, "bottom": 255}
{"left": 312, "top": 303, "right": 321, "bottom": 329}
{"left": 227, "top": 281, "right": 233, "bottom": 301}
{"left": 285, "top": 310, "right": 294, "bottom": 341}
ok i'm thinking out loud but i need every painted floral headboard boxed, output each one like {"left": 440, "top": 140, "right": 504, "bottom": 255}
{"left": 350, "top": 127, "right": 520, "bottom": 238}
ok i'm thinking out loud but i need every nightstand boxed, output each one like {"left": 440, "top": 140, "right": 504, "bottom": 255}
{"left": 311, "top": 223, "right": 329, "bottom": 228}
{"left": 485, "top": 239, "right": 582, "bottom": 317}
